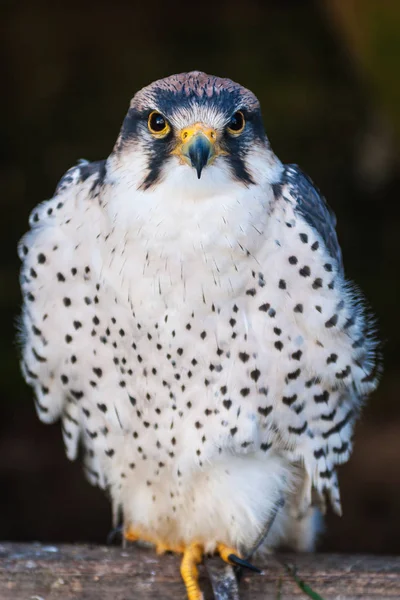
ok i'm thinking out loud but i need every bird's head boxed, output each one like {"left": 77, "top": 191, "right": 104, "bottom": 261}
{"left": 111, "top": 71, "right": 279, "bottom": 194}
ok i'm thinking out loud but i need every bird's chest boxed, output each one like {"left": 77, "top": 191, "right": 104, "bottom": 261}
{"left": 122, "top": 260, "right": 258, "bottom": 399}
{"left": 99, "top": 219, "right": 343, "bottom": 470}
{"left": 116, "top": 250, "right": 304, "bottom": 436}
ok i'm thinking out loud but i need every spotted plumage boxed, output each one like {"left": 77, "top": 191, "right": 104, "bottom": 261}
{"left": 18, "top": 71, "right": 380, "bottom": 597}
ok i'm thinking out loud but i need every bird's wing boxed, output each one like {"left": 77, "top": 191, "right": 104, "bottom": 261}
{"left": 251, "top": 164, "right": 380, "bottom": 515}
{"left": 18, "top": 159, "right": 115, "bottom": 489}
{"left": 273, "top": 164, "right": 343, "bottom": 273}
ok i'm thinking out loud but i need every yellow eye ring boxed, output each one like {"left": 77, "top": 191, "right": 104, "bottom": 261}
{"left": 227, "top": 111, "right": 245, "bottom": 135}
{"left": 148, "top": 111, "right": 170, "bottom": 136}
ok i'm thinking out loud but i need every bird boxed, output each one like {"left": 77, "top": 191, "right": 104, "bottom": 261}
{"left": 18, "top": 71, "right": 381, "bottom": 600}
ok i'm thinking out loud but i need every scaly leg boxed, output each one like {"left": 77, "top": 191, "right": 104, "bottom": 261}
{"left": 180, "top": 542, "right": 204, "bottom": 600}
{"left": 125, "top": 528, "right": 202, "bottom": 598}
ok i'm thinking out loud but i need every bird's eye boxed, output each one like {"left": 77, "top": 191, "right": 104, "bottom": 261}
{"left": 148, "top": 111, "right": 170, "bottom": 136}
{"left": 227, "top": 111, "right": 245, "bottom": 134}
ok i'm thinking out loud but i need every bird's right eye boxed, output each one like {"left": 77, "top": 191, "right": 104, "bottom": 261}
{"left": 148, "top": 111, "right": 170, "bottom": 136}
{"left": 226, "top": 111, "right": 245, "bottom": 135}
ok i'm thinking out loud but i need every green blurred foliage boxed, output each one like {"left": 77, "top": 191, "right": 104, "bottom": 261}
{"left": 325, "top": 0, "right": 400, "bottom": 139}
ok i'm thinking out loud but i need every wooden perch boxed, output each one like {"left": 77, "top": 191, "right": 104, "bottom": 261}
{"left": 0, "top": 543, "right": 399, "bottom": 599}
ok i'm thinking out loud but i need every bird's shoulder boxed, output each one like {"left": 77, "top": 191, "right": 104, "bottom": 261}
{"left": 55, "top": 158, "right": 107, "bottom": 196}
{"left": 25, "top": 159, "right": 107, "bottom": 231}
{"left": 272, "top": 163, "right": 343, "bottom": 272}
{"left": 18, "top": 158, "right": 108, "bottom": 263}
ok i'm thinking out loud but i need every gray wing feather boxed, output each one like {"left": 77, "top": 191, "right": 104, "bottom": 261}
{"left": 275, "top": 164, "right": 343, "bottom": 273}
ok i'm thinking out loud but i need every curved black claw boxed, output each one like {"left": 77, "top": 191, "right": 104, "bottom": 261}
{"left": 107, "top": 525, "right": 123, "bottom": 545}
{"left": 228, "top": 553, "right": 262, "bottom": 574}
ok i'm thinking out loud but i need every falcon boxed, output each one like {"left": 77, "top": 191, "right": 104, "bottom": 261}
{"left": 18, "top": 71, "right": 380, "bottom": 599}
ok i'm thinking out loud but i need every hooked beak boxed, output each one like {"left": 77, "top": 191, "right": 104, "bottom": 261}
{"left": 173, "top": 123, "right": 219, "bottom": 179}
{"left": 187, "top": 136, "right": 213, "bottom": 179}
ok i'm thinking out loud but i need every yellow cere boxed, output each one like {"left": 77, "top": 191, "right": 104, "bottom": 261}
{"left": 179, "top": 123, "right": 217, "bottom": 145}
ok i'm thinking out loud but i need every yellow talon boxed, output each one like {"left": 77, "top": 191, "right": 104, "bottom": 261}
{"left": 125, "top": 527, "right": 185, "bottom": 555}
{"left": 217, "top": 542, "right": 261, "bottom": 573}
{"left": 124, "top": 526, "right": 141, "bottom": 543}
{"left": 217, "top": 542, "right": 241, "bottom": 564}
{"left": 180, "top": 542, "right": 204, "bottom": 600}
{"left": 156, "top": 541, "right": 185, "bottom": 555}
{"left": 127, "top": 530, "right": 251, "bottom": 598}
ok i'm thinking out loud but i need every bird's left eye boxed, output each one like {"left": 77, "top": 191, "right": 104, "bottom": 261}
{"left": 148, "top": 111, "right": 170, "bottom": 136}
{"left": 227, "top": 111, "right": 245, "bottom": 134}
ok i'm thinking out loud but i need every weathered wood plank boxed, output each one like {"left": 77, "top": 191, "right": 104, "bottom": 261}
{"left": 0, "top": 543, "right": 399, "bottom": 599}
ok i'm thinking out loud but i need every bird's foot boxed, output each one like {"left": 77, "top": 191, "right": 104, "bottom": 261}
{"left": 124, "top": 529, "right": 260, "bottom": 599}
{"left": 217, "top": 542, "right": 262, "bottom": 573}
{"left": 180, "top": 542, "right": 204, "bottom": 600}
{"left": 124, "top": 526, "right": 141, "bottom": 543}
{"left": 124, "top": 527, "right": 184, "bottom": 554}
{"left": 156, "top": 540, "right": 185, "bottom": 555}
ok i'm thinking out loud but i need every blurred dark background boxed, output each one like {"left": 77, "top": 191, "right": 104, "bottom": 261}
{"left": 1, "top": 0, "right": 400, "bottom": 554}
